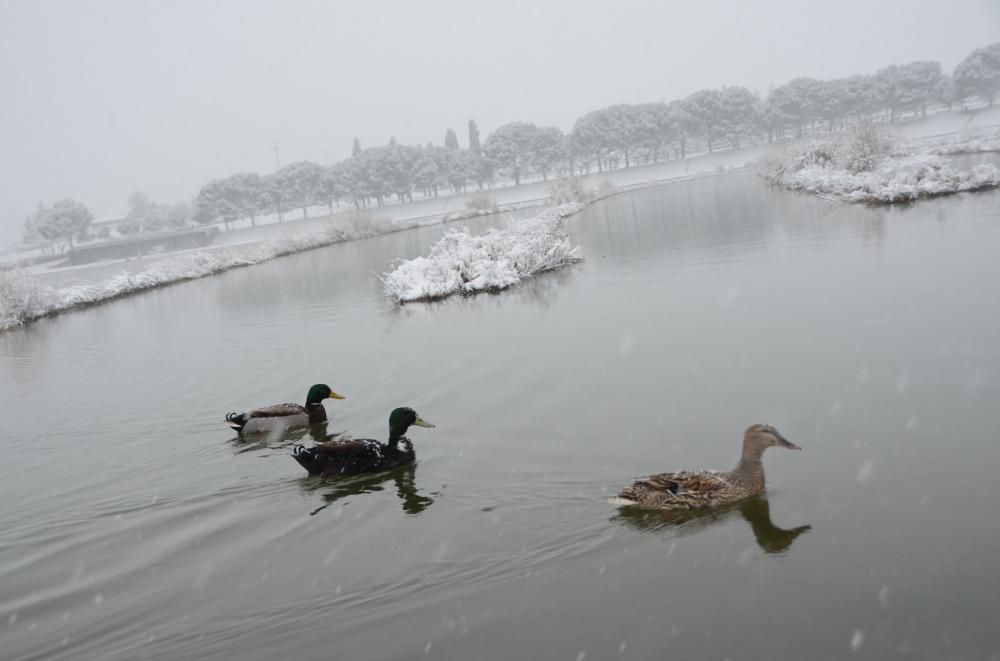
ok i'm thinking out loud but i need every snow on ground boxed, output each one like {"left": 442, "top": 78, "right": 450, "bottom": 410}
{"left": 924, "top": 132, "right": 1000, "bottom": 155}
{"left": 760, "top": 127, "right": 1000, "bottom": 204}
{"left": 0, "top": 221, "right": 394, "bottom": 332}
{"left": 381, "top": 203, "right": 585, "bottom": 303}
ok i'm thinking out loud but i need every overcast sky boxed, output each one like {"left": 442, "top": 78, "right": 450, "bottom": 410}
{"left": 1, "top": 0, "right": 997, "bottom": 246}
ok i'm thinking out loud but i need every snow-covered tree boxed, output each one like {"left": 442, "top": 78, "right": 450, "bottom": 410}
{"left": 352, "top": 137, "right": 362, "bottom": 157}
{"left": 765, "top": 78, "right": 822, "bottom": 138}
{"left": 529, "top": 126, "right": 565, "bottom": 180}
{"left": 484, "top": 121, "right": 538, "bottom": 184}
{"left": 717, "top": 86, "right": 762, "bottom": 149}
{"left": 274, "top": 161, "right": 324, "bottom": 218}
{"left": 32, "top": 199, "right": 93, "bottom": 250}
{"left": 681, "top": 88, "right": 726, "bottom": 151}
{"left": 126, "top": 190, "right": 151, "bottom": 221}
{"left": 954, "top": 42, "right": 1000, "bottom": 106}
{"left": 877, "top": 61, "right": 944, "bottom": 121}
{"left": 166, "top": 201, "right": 192, "bottom": 229}
{"left": 468, "top": 119, "right": 482, "bottom": 155}
{"left": 444, "top": 128, "right": 459, "bottom": 150}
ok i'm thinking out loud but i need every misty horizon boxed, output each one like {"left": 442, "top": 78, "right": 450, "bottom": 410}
{"left": 1, "top": 0, "right": 997, "bottom": 244}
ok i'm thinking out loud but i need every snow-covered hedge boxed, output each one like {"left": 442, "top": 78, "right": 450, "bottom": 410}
{"left": 381, "top": 204, "right": 585, "bottom": 303}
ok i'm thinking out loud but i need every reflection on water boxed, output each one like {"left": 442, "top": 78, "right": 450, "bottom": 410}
{"left": 226, "top": 422, "right": 346, "bottom": 453}
{"left": 300, "top": 464, "right": 435, "bottom": 516}
{"left": 614, "top": 494, "right": 811, "bottom": 555}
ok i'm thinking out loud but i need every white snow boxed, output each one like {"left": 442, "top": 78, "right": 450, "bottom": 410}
{"left": 760, "top": 130, "right": 1000, "bottom": 203}
{"left": 381, "top": 203, "right": 585, "bottom": 303}
{"left": 0, "top": 223, "right": 391, "bottom": 332}
{"left": 906, "top": 131, "right": 1000, "bottom": 156}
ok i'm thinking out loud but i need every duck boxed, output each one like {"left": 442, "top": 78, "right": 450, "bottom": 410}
{"left": 292, "top": 407, "right": 434, "bottom": 476}
{"left": 611, "top": 424, "right": 801, "bottom": 510}
{"left": 225, "top": 384, "right": 345, "bottom": 435}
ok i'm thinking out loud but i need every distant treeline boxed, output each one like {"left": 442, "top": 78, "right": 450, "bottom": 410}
{"left": 23, "top": 41, "right": 1000, "bottom": 245}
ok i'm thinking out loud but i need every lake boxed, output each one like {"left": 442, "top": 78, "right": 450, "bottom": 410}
{"left": 2, "top": 170, "right": 999, "bottom": 660}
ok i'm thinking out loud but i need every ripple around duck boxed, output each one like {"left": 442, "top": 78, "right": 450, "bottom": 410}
{"left": 117, "top": 490, "right": 632, "bottom": 660}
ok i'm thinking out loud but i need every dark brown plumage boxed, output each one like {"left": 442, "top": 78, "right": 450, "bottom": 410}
{"left": 293, "top": 407, "right": 434, "bottom": 476}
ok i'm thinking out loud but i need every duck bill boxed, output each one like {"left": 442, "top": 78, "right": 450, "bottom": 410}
{"left": 328, "top": 392, "right": 346, "bottom": 400}
{"left": 778, "top": 436, "right": 801, "bottom": 450}
{"left": 412, "top": 417, "right": 435, "bottom": 428}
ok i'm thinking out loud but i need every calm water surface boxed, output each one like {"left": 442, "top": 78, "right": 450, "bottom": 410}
{"left": 2, "top": 172, "right": 1000, "bottom": 660}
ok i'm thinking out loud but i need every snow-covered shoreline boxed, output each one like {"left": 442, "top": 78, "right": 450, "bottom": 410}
{"left": 759, "top": 127, "right": 1000, "bottom": 204}
{"left": 380, "top": 203, "right": 586, "bottom": 303}
{"left": 0, "top": 222, "right": 400, "bottom": 332}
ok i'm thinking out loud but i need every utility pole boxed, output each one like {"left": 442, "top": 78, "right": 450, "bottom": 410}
{"left": 271, "top": 141, "right": 281, "bottom": 170}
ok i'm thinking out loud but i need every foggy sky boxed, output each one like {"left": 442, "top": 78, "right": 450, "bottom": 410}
{"left": 1, "top": 0, "right": 997, "bottom": 246}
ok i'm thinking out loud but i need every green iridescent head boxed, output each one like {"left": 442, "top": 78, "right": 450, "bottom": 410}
{"left": 306, "top": 384, "right": 346, "bottom": 406}
{"left": 388, "top": 407, "right": 435, "bottom": 444}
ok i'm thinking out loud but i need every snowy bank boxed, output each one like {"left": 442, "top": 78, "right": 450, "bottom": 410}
{"left": 760, "top": 125, "right": 1000, "bottom": 203}
{"left": 381, "top": 203, "right": 585, "bottom": 303}
{"left": 0, "top": 220, "right": 395, "bottom": 333}
{"left": 924, "top": 132, "right": 1000, "bottom": 156}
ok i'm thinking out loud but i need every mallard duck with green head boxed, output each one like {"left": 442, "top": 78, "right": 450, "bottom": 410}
{"left": 226, "top": 384, "right": 345, "bottom": 435}
{"left": 292, "top": 407, "right": 435, "bottom": 476}
{"left": 611, "top": 424, "right": 801, "bottom": 510}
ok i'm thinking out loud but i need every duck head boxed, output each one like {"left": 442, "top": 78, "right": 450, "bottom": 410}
{"left": 388, "top": 407, "right": 435, "bottom": 444}
{"left": 306, "top": 384, "right": 346, "bottom": 406}
{"left": 745, "top": 424, "right": 800, "bottom": 451}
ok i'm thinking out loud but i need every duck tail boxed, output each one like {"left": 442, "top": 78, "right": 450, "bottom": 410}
{"left": 225, "top": 411, "right": 248, "bottom": 432}
{"left": 292, "top": 445, "right": 320, "bottom": 475}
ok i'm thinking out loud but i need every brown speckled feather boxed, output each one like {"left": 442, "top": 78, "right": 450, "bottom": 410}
{"left": 618, "top": 470, "right": 735, "bottom": 510}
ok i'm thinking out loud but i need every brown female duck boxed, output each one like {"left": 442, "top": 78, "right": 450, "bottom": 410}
{"left": 612, "top": 424, "right": 801, "bottom": 510}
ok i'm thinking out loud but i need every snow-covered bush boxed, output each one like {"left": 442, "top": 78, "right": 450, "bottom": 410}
{"left": 758, "top": 119, "right": 999, "bottom": 203}
{"left": 597, "top": 179, "right": 620, "bottom": 198}
{"left": 330, "top": 208, "right": 393, "bottom": 238}
{"left": 840, "top": 119, "right": 885, "bottom": 174}
{"left": 465, "top": 191, "right": 496, "bottom": 211}
{"left": 381, "top": 203, "right": 585, "bottom": 303}
{"left": 0, "top": 269, "right": 57, "bottom": 331}
{"left": 548, "top": 176, "right": 588, "bottom": 204}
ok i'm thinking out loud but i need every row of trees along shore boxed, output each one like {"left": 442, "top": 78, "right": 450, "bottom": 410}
{"left": 22, "top": 41, "right": 1000, "bottom": 247}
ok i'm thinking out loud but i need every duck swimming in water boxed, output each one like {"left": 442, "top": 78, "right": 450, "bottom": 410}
{"left": 292, "top": 407, "right": 434, "bottom": 476}
{"left": 612, "top": 424, "right": 801, "bottom": 510}
{"left": 225, "top": 384, "right": 345, "bottom": 435}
